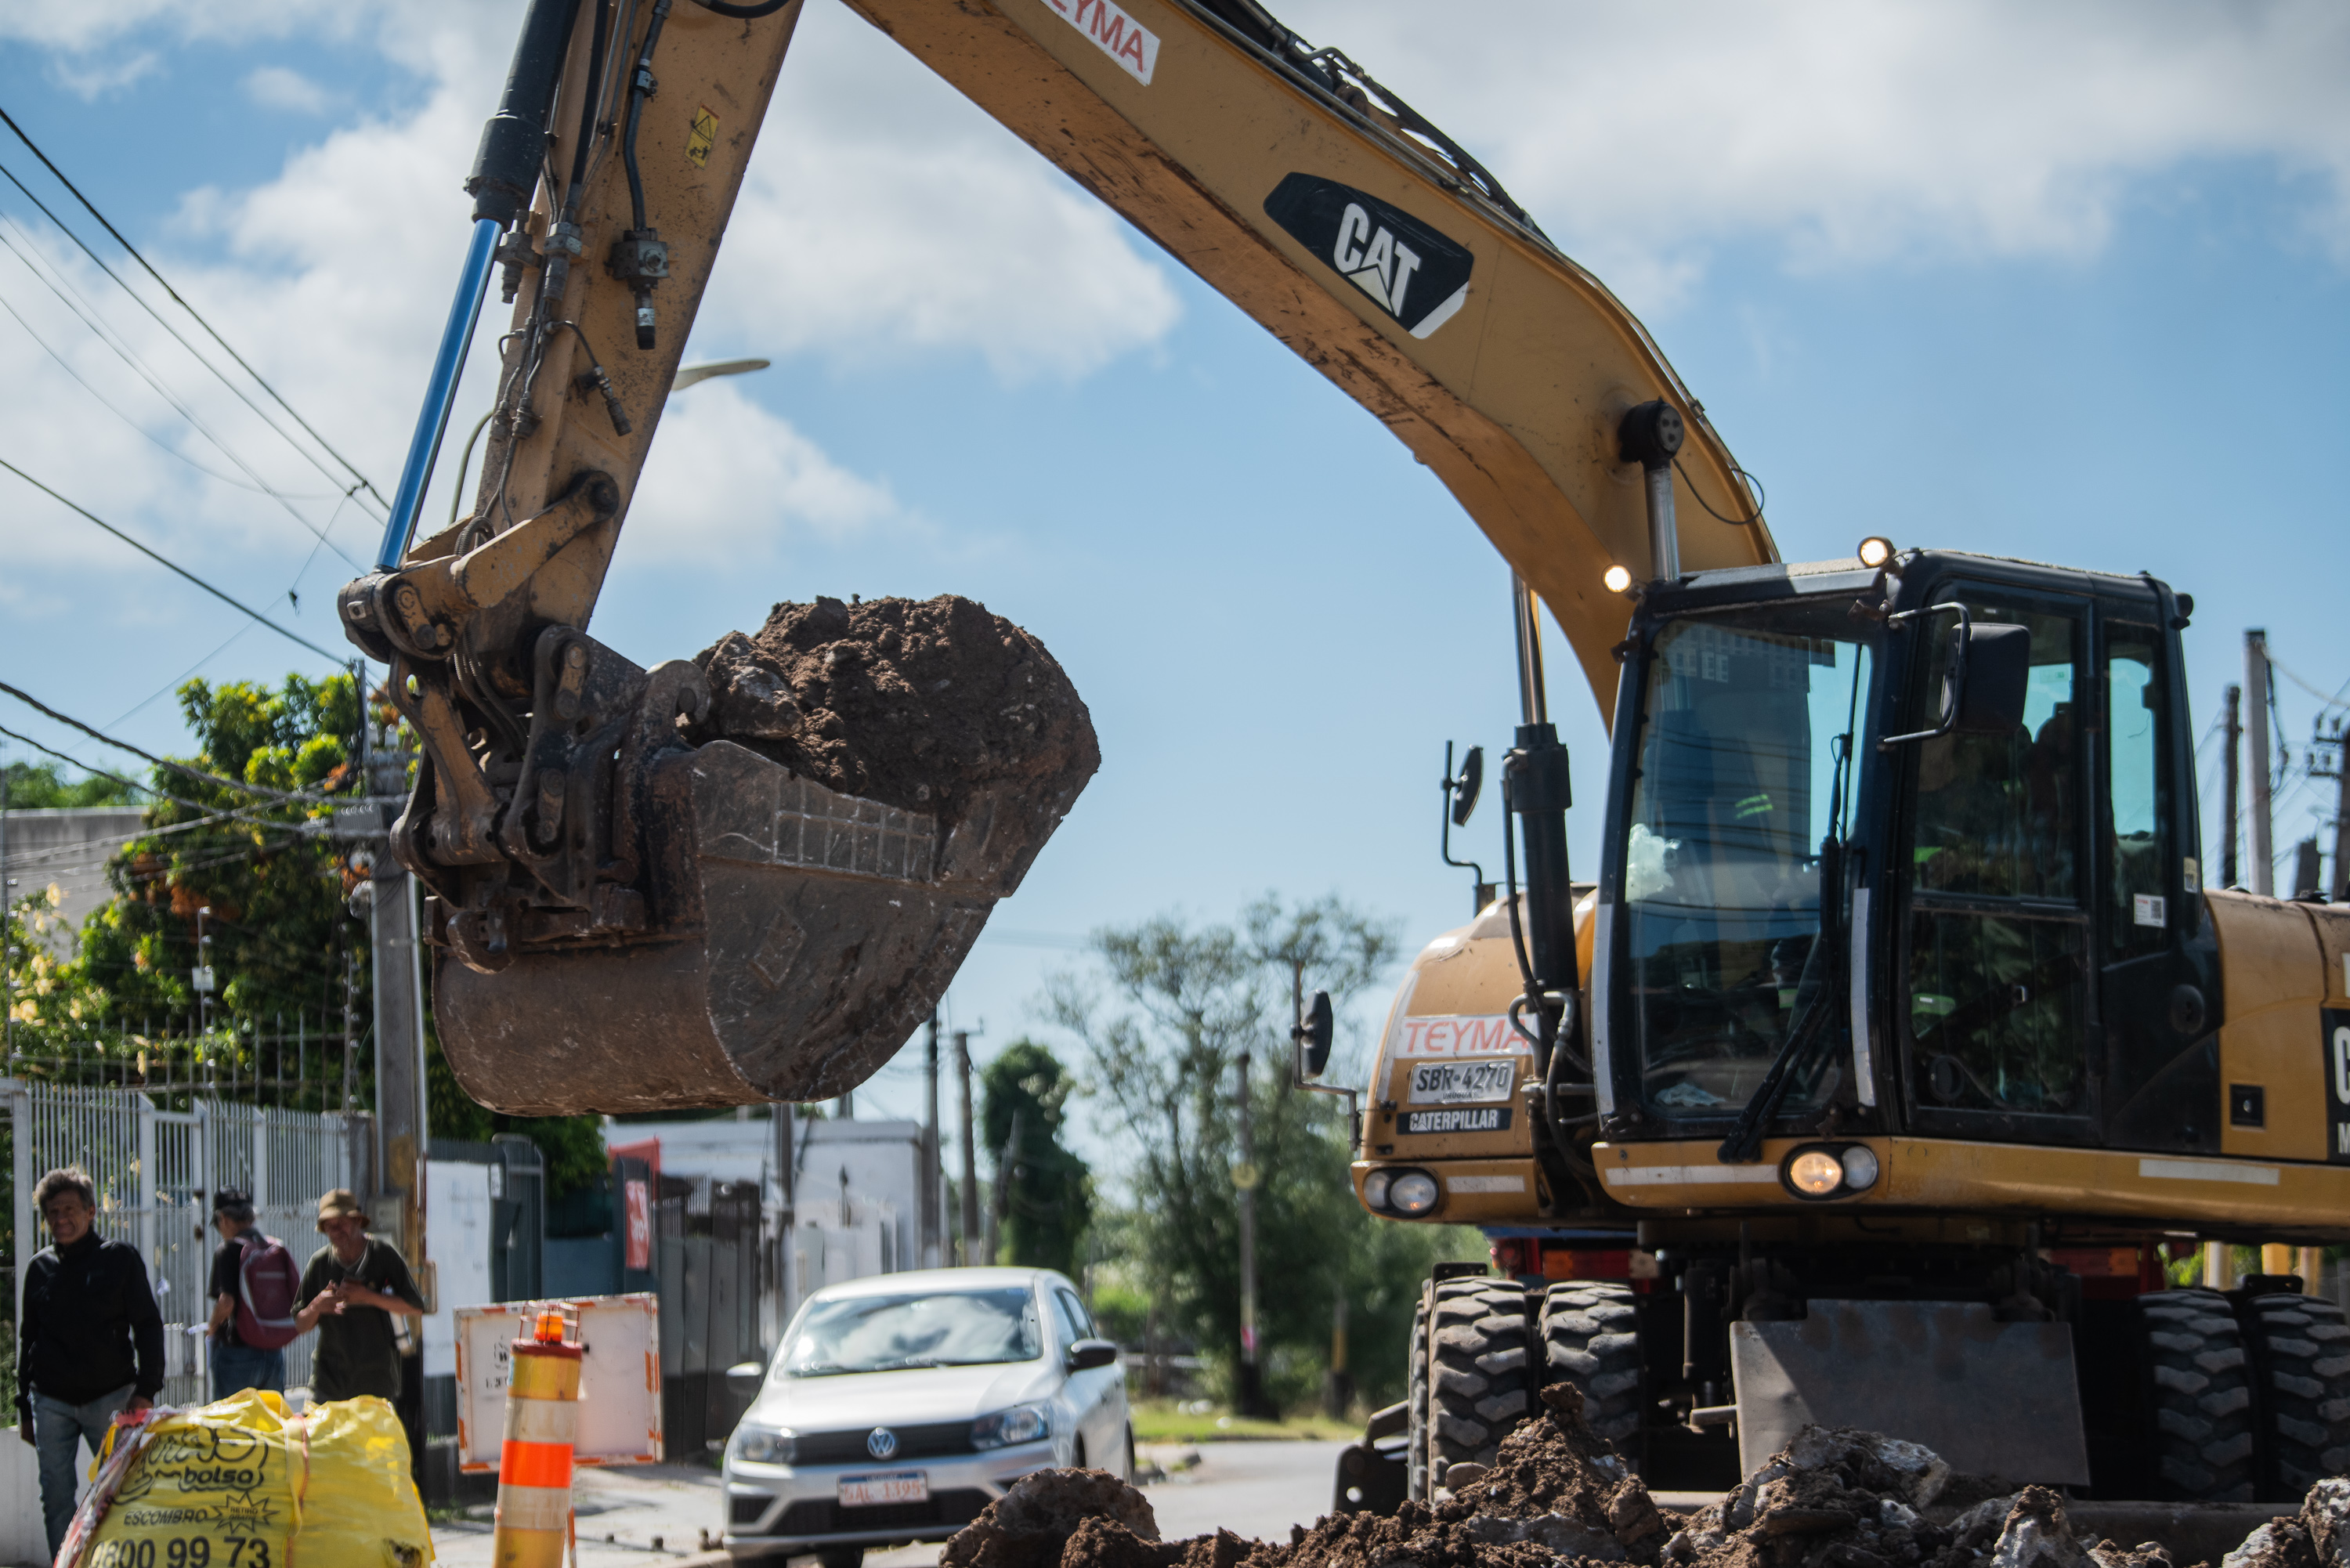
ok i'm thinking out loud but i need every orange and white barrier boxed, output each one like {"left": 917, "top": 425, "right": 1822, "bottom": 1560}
{"left": 493, "top": 1309, "right": 583, "bottom": 1568}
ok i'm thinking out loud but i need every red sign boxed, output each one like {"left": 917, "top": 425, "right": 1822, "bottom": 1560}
{"left": 624, "top": 1179, "right": 651, "bottom": 1271}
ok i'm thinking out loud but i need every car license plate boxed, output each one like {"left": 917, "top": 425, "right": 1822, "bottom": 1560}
{"left": 839, "top": 1471, "right": 929, "bottom": 1508}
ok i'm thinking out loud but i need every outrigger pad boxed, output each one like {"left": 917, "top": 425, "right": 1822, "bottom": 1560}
{"left": 435, "top": 594, "right": 1097, "bottom": 1115}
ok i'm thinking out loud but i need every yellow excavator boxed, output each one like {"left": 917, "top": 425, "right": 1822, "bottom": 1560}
{"left": 335, "top": 0, "right": 2350, "bottom": 1527}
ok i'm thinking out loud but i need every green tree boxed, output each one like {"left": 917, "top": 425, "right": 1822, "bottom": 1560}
{"left": 2, "top": 760, "right": 143, "bottom": 809}
{"left": 981, "top": 1039, "right": 1092, "bottom": 1276}
{"left": 1049, "top": 894, "right": 1475, "bottom": 1411}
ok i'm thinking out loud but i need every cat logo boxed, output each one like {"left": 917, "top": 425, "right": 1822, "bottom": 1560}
{"left": 1263, "top": 173, "right": 1473, "bottom": 339}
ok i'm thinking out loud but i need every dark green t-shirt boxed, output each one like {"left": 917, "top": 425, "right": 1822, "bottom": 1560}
{"left": 297, "top": 1237, "right": 424, "bottom": 1402}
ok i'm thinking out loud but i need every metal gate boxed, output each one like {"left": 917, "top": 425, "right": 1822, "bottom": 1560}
{"left": 7, "top": 1081, "right": 359, "bottom": 1406}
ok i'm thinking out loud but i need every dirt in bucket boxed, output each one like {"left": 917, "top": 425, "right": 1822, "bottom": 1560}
{"left": 692, "top": 594, "right": 1098, "bottom": 829}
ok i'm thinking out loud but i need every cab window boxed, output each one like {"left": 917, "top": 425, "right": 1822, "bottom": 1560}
{"left": 2106, "top": 626, "right": 2171, "bottom": 956}
{"left": 1903, "top": 597, "right": 2091, "bottom": 1123}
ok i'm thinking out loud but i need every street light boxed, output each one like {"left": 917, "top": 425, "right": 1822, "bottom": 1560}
{"left": 671, "top": 357, "right": 771, "bottom": 392}
{"left": 444, "top": 359, "right": 774, "bottom": 527}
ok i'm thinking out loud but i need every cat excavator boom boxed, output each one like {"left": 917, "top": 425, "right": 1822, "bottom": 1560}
{"left": 338, "top": 0, "right": 1768, "bottom": 1113}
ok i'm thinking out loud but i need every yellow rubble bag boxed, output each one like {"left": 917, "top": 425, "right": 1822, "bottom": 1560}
{"left": 67, "top": 1389, "right": 432, "bottom": 1568}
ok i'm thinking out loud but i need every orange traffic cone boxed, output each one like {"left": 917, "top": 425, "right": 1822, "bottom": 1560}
{"left": 492, "top": 1308, "right": 583, "bottom": 1568}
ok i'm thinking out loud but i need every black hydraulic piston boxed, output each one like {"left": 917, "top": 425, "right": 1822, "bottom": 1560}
{"left": 468, "top": 0, "right": 585, "bottom": 227}
{"left": 1505, "top": 722, "right": 1577, "bottom": 1013}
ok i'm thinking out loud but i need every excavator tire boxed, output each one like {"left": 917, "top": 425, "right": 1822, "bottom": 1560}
{"left": 1424, "top": 1277, "right": 1535, "bottom": 1494}
{"left": 1538, "top": 1281, "right": 1645, "bottom": 1457}
{"left": 2240, "top": 1292, "right": 2350, "bottom": 1498}
{"left": 2136, "top": 1288, "right": 2258, "bottom": 1501}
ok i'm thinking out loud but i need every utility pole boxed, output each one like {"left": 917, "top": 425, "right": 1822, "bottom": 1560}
{"left": 2221, "top": 684, "right": 2242, "bottom": 889}
{"left": 921, "top": 1012, "right": 942, "bottom": 1269}
{"left": 2334, "top": 723, "right": 2350, "bottom": 902}
{"left": 774, "top": 1101, "right": 796, "bottom": 1324}
{"left": 1235, "top": 1045, "right": 1264, "bottom": 1417}
{"left": 2247, "top": 630, "right": 2274, "bottom": 896}
{"left": 360, "top": 684, "right": 430, "bottom": 1275}
{"left": 956, "top": 1030, "right": 979, "bottom": 1265}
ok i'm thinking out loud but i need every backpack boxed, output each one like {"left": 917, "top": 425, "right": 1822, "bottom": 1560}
{"left": 233, "top": 1234, "right": 306, "bottom": 1349}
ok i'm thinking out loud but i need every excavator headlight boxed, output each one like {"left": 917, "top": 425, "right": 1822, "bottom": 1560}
{"left": 1603, "top": 565, "right": 1634, "bottom": 594}
{"left": 1781, "top": 1143, "right": 1881, "bottom": 1200}
{"left": 1856, "top": 536, "right": 1895, "bottom": 569}
{"left": 1785, "top": 1147, "right": 1846, "bottom": 1198}
{"left": 1387, "top": 1169, "right": 1441, "bottom": 1217}
{"left": 1361, "top": 1169, "right": 1394, "bottom": 1211}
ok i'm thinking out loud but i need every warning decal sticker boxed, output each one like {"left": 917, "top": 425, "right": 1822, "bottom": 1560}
{"left": 1263, "top": 173, "right": 1474, "bottom": 339}
{"left": 687, "top": 106, "right": 718, "bottom": 168}
{"left": 1042, "top": 0, "right": 1159, "bottom": 85}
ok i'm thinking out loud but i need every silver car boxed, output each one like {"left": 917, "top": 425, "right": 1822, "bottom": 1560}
{"left": 722, "top": 1266, "right": 1131, "bottom": 1565}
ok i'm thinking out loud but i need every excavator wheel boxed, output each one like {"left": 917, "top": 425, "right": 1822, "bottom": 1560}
{"left": 1423, "top": 1277, "right": 1535, "bottom": 1494}
{"left": 1538, "top": 1281, "right": 1646, "bottom": 1461}
{"left": 2240, "top": 1292, "right": 2350, "bottom": 1498}
{"left": 2135, "top": 1288, "right": 2258, "bottom": 1501}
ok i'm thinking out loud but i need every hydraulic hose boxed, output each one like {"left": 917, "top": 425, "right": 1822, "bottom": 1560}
{"left": 620, "top": 0, "right": 672, "bottom": 234}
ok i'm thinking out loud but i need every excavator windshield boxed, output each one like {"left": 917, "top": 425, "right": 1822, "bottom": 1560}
{"left": 1617, "top": 601, "right": 1876, "bottom": 1122}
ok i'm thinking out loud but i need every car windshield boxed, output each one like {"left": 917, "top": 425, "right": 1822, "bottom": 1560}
{"left": 1620, "top": 601, "right": 1875, "bottom": 1121}
{"left": 783, "top": 1287, "right": 1043, "bottom": 1377}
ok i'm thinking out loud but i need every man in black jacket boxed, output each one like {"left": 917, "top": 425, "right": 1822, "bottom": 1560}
{"left": 15, "top": 1165, "right": 164, "bottom": 1559}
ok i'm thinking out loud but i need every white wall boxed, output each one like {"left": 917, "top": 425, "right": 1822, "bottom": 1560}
{"left": 0, "top": 1429, "right": 53, "bottom": 1567}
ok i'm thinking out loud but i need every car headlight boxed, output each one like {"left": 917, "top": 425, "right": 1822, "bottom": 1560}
{"left": 1388, "top": 1169, "right": 1440, "bottom": 1216}
{"left": 728, "top": 1422, "right": 795, "bottom": 1465}
{"left": 1841, "top": 1145, "right": 1880, "bottom": 1190}
{"left": 1361, "top": 1170, "right": 1394, "bottom": 1210}
{"left": 972, "top": 1402, "right": 1053, "bottom": 1449}
{"left": 1786, "top": 1148, "right": 1844, "bottom": 1197}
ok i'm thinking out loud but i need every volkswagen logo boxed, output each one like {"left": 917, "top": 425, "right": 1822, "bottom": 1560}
{"left": 866, "top": 1427, "right": 898, "bottom": 1461}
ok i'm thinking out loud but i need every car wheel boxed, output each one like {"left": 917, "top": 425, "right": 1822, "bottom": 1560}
{"left": 1426, "top": 1277, "right": 1535, "bottom": 1494}
{"left": 2135, "top": 1288, "right": 2256, "bottom": 1501}
{"left": 1074, "top": 1436, "right": 1089, "bottom": 1469}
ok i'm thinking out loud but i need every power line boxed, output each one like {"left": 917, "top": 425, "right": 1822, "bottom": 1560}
{"left": 0, "top": 210, "right": 363, "bottom": 566}
{"left": 0, "top": 719, "right": 332, "bottom": 833}
{"left": 0, "top": 105, "right": 392, "bottom": 521}
{"left": 0, "top": 455, "right": 346, "bottom": 664}
{"left": 0, "top": 683, "right": 354, "bottom": 806}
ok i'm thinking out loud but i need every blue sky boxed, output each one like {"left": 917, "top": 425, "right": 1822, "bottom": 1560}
{"left": 2, "top": 2, "right": 2345, "bottom": 1157}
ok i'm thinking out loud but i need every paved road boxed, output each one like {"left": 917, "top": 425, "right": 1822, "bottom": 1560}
{"left": 429, "top": 1441, "right": 1354, "bottom": 1567}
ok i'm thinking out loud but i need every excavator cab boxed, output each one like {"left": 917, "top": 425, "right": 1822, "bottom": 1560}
{"left": 1592, "top": 546, "right": 2215, "bottom": 1158}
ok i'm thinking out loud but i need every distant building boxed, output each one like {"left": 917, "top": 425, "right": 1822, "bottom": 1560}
{"left": 0, "top": 807, "right": 146, "bottom": 952}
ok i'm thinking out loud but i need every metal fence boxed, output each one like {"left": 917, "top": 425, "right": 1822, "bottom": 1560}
{"left": 5, "top": 1079, "right": 363, "bottom": 1406}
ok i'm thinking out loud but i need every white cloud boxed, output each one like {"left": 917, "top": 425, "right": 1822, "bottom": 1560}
{"left": 241, "top": 65, "right": 330, "bottom": 114}
{"left": 1274, "top": 0, "right": 2350, "bottom": 305}
{"left": 627, "top": 381, "right": 901, "bottom": 559}
{"left": 48, "top": 50, "right": 162, "bottom": 99}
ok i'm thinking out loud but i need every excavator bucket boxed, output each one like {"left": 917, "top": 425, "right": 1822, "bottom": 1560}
{"left": 396, "top": 595, "right": 1096, "bottom": 1116}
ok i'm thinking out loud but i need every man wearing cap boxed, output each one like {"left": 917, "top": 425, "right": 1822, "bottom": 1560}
{"left": 16, "top": 1165, "right": 163, "bottom": 1559}
{"left": 297, "top": 1189, "right": 426, "bottom": 1404}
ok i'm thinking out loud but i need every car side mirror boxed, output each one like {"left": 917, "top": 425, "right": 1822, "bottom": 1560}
{"left": 725, "top": 1360, "right": 766, "bottom": 1398}
{"left": 1292, "top": 989, "right": 1334, "bottom": 1080}
{"left": 1953, "top": 622, "right": 2031, "bottom": 734}
{"left": 1065, "top": 1339, "right": 1119, "bottom": 1373}
{"left": 1449, "top": 745, "right": 1484, "bottom": 827}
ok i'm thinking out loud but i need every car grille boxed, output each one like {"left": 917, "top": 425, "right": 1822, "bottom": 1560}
{"left": 793, "top": 1420, "right": 978, "bottom": 1465}
{"left": 757, "top": 1489, "right": 992, "bottom": 1537}
{"left": 732, "top": 1495, "right": 773, "bottom": 1526}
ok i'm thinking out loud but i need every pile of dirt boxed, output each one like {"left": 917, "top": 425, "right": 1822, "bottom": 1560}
{"left": 946, "top": 1388, "right": 2319, "bottom": 1568}
{"left": 2218, "top": 1479, "right": 2350, "bottom": 1568}
{"left": 692, "top": 594, "right": 1097, "bottom": 828}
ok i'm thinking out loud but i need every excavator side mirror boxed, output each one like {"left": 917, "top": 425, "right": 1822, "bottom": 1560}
{"left": 1954, "top": 623, "right": 2032, "bottom": 735}
{"left": 1450, "top": 745, "right": 1484, "bottom": 827}
{"left": 1294, "top": 989, "right": 1335, "bottom": 1080}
